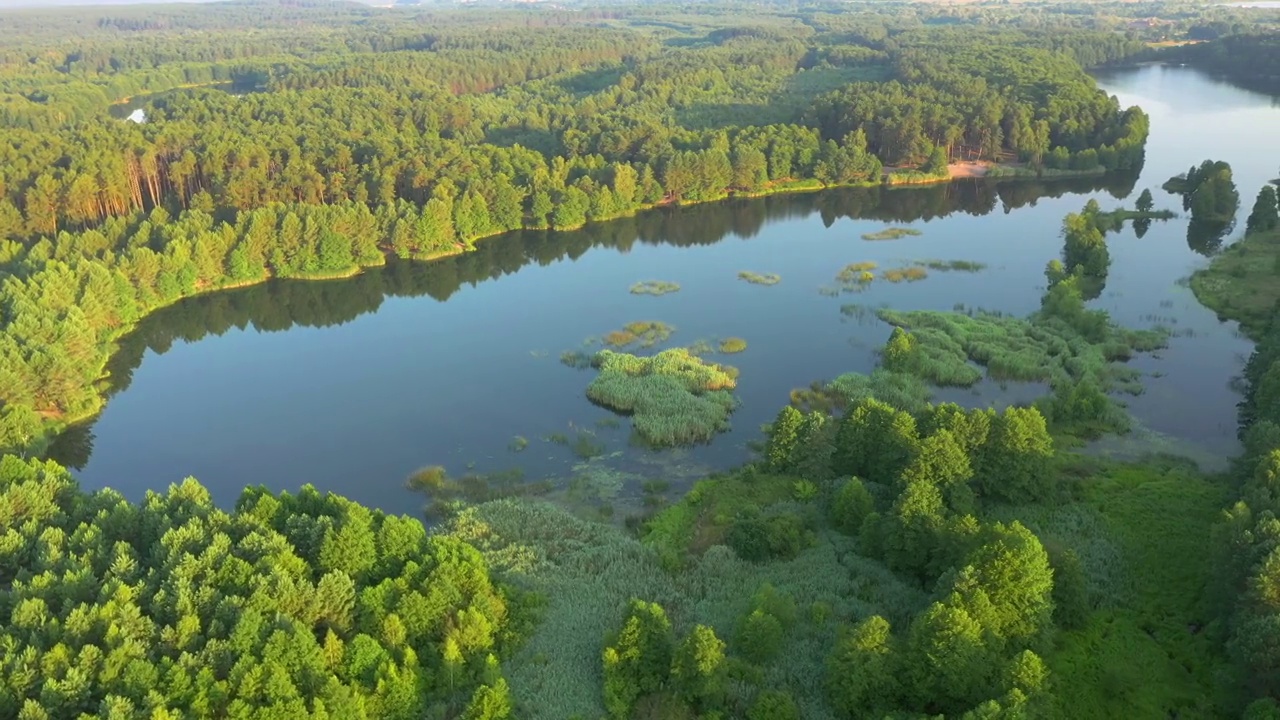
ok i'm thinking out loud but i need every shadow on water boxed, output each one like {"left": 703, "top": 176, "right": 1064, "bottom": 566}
{"left": 48, "top": 172, "right": 1136, "bottom": 470}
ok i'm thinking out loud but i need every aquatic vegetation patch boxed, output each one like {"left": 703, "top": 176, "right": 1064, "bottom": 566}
{"left": 914, "top": 259, "right": 987, "bottom": 272}
{"left": 585, "top": 348, "right": 738, "bottom": 447}
{"left": 834, "top": 262, "right": 878, "bottom": 292}
{"left": 861, "top": 227, "right": 923, "bottom": 241}
{"left": 874, "top": 306, "right": 1166, "bottom": 398}
{"left": 790, "top": 369, "right": 934, "bottom": 416}
{"left": 509, "top": 435, "right": 529, "bottom": 452}
{"left": 630, "top": 280, "right": 681, "bottom": 296}
{"left": 1190, "top": 228, "right": 1280, "bottom": 338}
{"left": 738, "top": 271, "right": 782, "bottom": 286}
{"left": 406, "top": 466, "right": 549, "bottom": 519}
{"left": 571, "top": 431, "right": 606, "bottom": 460}
{"left": 880, "top": 266, "right": 929, "bottom": 283}
{"left": 719, "top": 337, "right": 748, "bottom": 354}
{"left": 560, "top": 350, "right": 594, "bottom": 369}
{"left": 685, "top": 338, "right": 716, "bottom": 356}
{"left": 600, "top": 320, "right": 676, "bottom": 350}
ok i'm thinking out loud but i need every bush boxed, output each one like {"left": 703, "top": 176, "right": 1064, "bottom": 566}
{"left": 727, "top": 508, "right": 810, "bottom": 562}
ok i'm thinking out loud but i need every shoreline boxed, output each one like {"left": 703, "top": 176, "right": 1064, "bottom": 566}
{"left": 48, "top": 162, "right": 1120, "bottom": 449}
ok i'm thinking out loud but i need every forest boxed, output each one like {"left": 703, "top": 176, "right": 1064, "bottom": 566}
{"left": 0, "top": 1, "right": 1165, "bottom": 454}
{"left": 2, "top": 0, "right": 1280, "bottom": 717}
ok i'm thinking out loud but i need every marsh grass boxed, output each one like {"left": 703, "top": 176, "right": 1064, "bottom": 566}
{"left": 789, "top": 369, "right": 933, "bottom": 415}
{"left": 686, "top": 339, "right": 716, "bottom": 356}
{"left": 719, "top": 337, "right": 748, "bottom": 354}
{"left": 1190, "top": 228, "right": 1280, "bottom": 338}
{"left": 914, "top": 259, "right": 987, "bottom": 272}
{"left": 572, "top": 431, "right": 606, "bottom": 460}
{"left": 738, "top": 271, "right": 782, "bottom": 286}
{"left": 989, "top": 458, "right": 1228, "bottom": 718}
{"left": 560, "top": 350, "right": 593, "bottom": 369}
{"left": 630, "top": 280, "right": 681, "bottom": 296}
{"left": 861, "top": 227, "right": 923, "bottom": 241}
{"left": 444, "top": 489, "right": 926, "bottom": 720}
{"left": 875, "top": 308, "right": 1167, "bottom": 403}
{"left": 586, "top": 348, "right": 739, "bottom": 447}
{"left": 600, "top": 321, "right": 676, "bottom": 350}
{"left": 880, "top": 266, "right": 929, "bottom": 283}
{"left": 509, "top": 435, "right": 529, "bottom": 453}
{"left": 834, "top": 262, "right": 879, "bottom": 293}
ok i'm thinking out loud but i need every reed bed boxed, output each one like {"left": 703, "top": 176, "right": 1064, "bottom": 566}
{"left": 738, "top": 271, "right": 782, "bottom": 286}
{"left": 861, "top": 227, "right": 922, "bottom": 241}
{"left": 630, "top": 280, "right": 681, "bottom": 296}
{"left": 586, "top": 348, "right": 739, "bottom": 447}
{"left": 719, "top": 337, "right": 748, "bottom": 354}
{"left": 874, "top": 308, "right": 1166, "bottom": 396}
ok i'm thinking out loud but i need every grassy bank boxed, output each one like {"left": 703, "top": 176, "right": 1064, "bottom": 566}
{"left": 1190, "top": 228, "right": 1280, "bottom": 338}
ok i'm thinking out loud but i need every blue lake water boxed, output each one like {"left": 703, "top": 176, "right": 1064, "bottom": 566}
{"left": 64, "top": 64, "right": 1280, "bottom": 512}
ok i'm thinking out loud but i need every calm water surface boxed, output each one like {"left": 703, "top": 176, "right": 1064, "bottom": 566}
{"left": 66, "top": 65, "right": 1280, "bottom": 510}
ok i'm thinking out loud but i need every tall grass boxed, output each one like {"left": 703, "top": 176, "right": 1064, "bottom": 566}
{"left": 875, "top": 308, "right": 1165, "bottom": 397}
{"left": 443, "top": 497, "right": 926, "bottom": 720}
{"left": 586, "top": 348, "right": 739, "bottom": 447}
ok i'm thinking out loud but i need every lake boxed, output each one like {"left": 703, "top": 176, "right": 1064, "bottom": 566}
{"left": 62, "top": 64, "right": 1280, "bottom": 512}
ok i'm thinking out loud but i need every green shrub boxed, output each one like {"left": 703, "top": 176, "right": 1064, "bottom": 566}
{"left": 748, "top": 690, "right": 800, "bottom": 720}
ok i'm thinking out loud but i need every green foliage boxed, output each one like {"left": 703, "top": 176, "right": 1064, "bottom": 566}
{"left": 736, "top": 609, "right": 785, "bottom": 664}
{"left": 834, "top": 398, "right": 921, "bottom": 483}
{"left": 861, "top": 227, "right": 922, "bottom": 241}
{"left": 875, "top": 301, "right": 1165, "bottom": 401}
{"left": 1248, "top": 185, "right": 1280, "bottom": 236}
{"left": 827, "top": 616, "right": 900, "bottom": 718}
{"left": 833, "top": 477, "right": 874, "bottom": 534}
{"left": 765, "top": 406, "right": 804, "bottom": 473}
{"left": 976, "top": 407, "right": 1056, "bottom": 504}
{"left": 585, "top": 348, "right": 738, "bottom": 447}
{"left": 629, "top": 280, "right": 682, "bottom": 296}
{"left": 737, "top": 271, "right": 781, "bottom": 286}
{"left": 670, "top": 625, "right": 727, "bottom": 711}
{"left": 718, "top": 337, "right": 748, "bottom": 354}
{"left": 726, "top": 508, "right": 811, "bottom": 563}
{"left": 0, "top": 458, "right": 512, "bottom": 719}
{"left": 602, "top": 600, "right": 674, "bottom": 718}
{"left": 747, "top": 689, "right": 800, "bottom": 720}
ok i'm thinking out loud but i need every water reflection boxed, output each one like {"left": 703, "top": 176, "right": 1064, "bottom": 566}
{"left": 50, "top": 173, "right": 1136, "bottom": 469}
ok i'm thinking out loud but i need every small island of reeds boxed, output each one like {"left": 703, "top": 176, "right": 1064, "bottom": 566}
{"left": 738, "top": 271, "right": 781, "bottom": 286}
{"left": 629, "top": 280, "right": 681, "bottom": 296}
{"left": 718, "top": 337, "right": 748, "bottom": 354}
{"left": 602, "top": 320, "right": 675, "bottom": 349}
{"left": 585, "top": 348, "right": 738, "bottom": 446}
{"left": 861, "top": 227, "right": 923, "bottom": 241}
